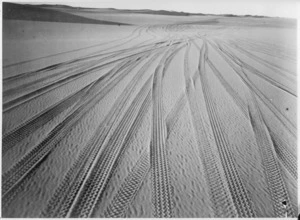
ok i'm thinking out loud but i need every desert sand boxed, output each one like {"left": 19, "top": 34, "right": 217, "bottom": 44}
{"left": 2, "top": 2, "right": 297, "bottom": 218}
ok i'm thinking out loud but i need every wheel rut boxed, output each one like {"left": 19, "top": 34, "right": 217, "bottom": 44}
{"left": 183, "top": 40, "right": 238, "bottom": 218}
{"left": 150, "top": 47, "right": 175, "bottom": 218}
{"left": 247, "top": 92, "right": 296, "bottom": 217}
{"left": 207, "top": 39, "right": 297, "bottom": 138}
{"left": 2, "top": 53, "right": 149, "bottom": 206}
{"left": 41, "top": 50, "right": 160, "bottom": 218}
{"left": 104, "top": 149, "right": 150, "bottom": 218}
{"left": 198, "top": 40, "right": 256, "bottom": 217}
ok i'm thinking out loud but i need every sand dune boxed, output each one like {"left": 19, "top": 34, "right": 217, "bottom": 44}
{"left": 3, "top": 2, "right": 130, "bottom": 25}
{"left": 2, "top": 3, "right": 297, "bottom": 218}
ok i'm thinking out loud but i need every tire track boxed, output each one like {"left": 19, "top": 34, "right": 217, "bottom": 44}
{"left": 3, "top": 43, "right": 167, "bottom": 112}
{"left": 192, "top": 40, "right": 248, "bottom": 119}
{"left": 206, "top": 58, "right": 248, "bottom": 118}
{"left": 162, "top": 43, "right": 186, "bottom": 78}
{"left": 3, "top": 25, "right": 148, "bottom": 82}
{"left": 2, "top": 57, "right": 135, "bottom": 148}
{"left": 207, "top": 47, "right": 297, "bottom": 180}
{"left": 4, "top": 37, "right": 167, "bottom": 89}
{"left": 247, "top": 92, "right": 296, "bottom": 217}
{"left": 226, "top": 40, "right": 296, "bottom": 78}
{"left": 183, "top": 41, "right": 193, "bottom": 90}
{"left": 2, "top": 83, "right": 88, "bottom": 153}
{"left": 264, "top": 124, "right": 297, "bottom": 180}
{"left": 104, "top": 150, "right": 150, "bottom": 218}
{"left": 41, "top": 51, "right": 160, "bottom": 218}
{"left": 151, "top": 48, "right": 174, "bottom": 218}
{"left": 198, "top": 40, "right": 256, "bottom": 217}
{"left": 3, "top": 25, "right": 145, "bottom": 70}
{"left": 67, "top": 77, "right": 153, "bottom": 218}
{"left": 3, "top": 23, "right": 297, "bottom": 218}
{"left": 198, "top": 39, "right": 297, "bottom": 182}
{"left": 183, "top": 41, "right": 238, "bottom": 218}
{"left": 4, "top": 59, "right": 99, "bottom": 96}
{"left": 220, "top": 40, "right": 296, "bottom": 97}
{"left": 3, "top": 57, "right": 122, "bottom": 112}
{"left": 1, "top": 53, "right": 148, "bottom": 205}
{"left": 165, "top": 92, "right": 187, "bottom": 137}
{"left": 207, "top": 39, "right": 297, "bottom": 138}
{"left": 232, "top": 38, "right": 296, "bottom": 65}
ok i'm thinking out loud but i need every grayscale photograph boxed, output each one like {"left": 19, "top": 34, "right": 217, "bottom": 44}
{"left": 1, "top": 0, "right": 298, "bottom": 218}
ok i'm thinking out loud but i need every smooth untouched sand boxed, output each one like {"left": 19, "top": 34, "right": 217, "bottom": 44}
{"left": 2, "top": 4, "right": 297, "bottom": 218}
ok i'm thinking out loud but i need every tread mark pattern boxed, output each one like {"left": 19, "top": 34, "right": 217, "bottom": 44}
{"left": 104, "top": 150, "right": 150, "bottom": 218}
{"left": 207, "top": 39, "right": 297, "bottom": 138}
{"left": 247, "top": 92, "right": 296, "bottom": 217}
{"left": 198, "top": 40, "right": 256, "bottom": 217}
{"left": 165, "top": 92, "right": 187, "bottom": 137}
{"left": 68, "top": 78, "right": 152, "bottom": 217}
{"left": 184, "top": 41, "right": 238, "bottom": 218}
{"left": 151, "top": 47, "right": 174, "bottom": 218}
{"left": 41, "top": 50, "right": 161, "bottom": 217}
{"left": 2, "top": 54, "right": 148, "bottom": 206}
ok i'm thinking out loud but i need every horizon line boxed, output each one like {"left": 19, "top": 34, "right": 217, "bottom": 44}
{"left": 9, "top": 2, "right": 297, "bottom": 20}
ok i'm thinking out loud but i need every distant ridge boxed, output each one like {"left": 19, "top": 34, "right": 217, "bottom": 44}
{"left": 3, "top": 2, "right": 131, "bottom": 25}
{"left": 38, "top": 4, "right": 199, "bottom": 16}
{"left": 221, "top": 14, "right": 268, "bottom": 18}
{"left": 4, "top": 2, "right": 296, "bottom": 20}
{"left": 36, "top": 4, "right": 95, "bottom": 10}
{"left": 120, "top": 9, "right": 194, "bottom": 16}
{"left": 32, "top": 3, "right": 272, "bottom": 18}
{"left": 32, "top": 4, "right": 76, "bottom": 9}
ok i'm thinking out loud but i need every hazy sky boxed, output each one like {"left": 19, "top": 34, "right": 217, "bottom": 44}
{"left": 15, "top": 0, "right": 299, "bottom": 18}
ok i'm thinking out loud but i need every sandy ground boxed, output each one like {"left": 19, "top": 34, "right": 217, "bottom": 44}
{"left": 2, "top": 3, "right": 297, "bottom": 218}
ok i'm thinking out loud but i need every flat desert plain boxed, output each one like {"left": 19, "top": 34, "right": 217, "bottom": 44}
{"left": 2, "top": 3, "right": 297, "bottom": 218}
